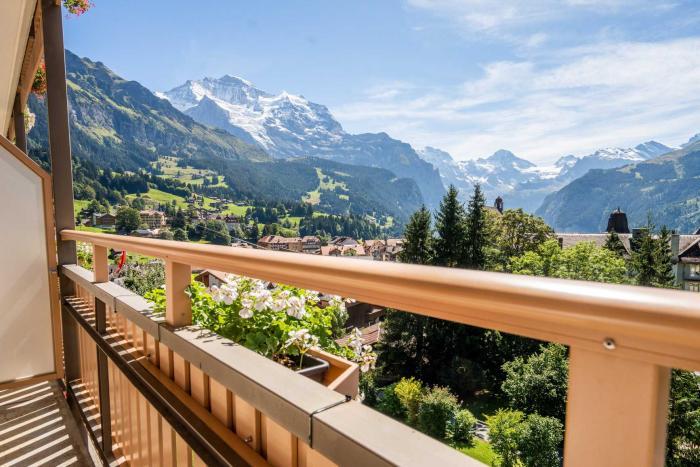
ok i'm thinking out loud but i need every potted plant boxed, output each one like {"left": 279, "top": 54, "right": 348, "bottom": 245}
{"left": 145, "top": 274, "right": 377, "bottom": 383}
{"left": 63, "top": 0, "right": 93, "bottom": 16}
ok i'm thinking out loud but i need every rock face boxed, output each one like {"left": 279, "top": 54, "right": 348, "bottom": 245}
{"left": 30, "top": 51, "right": 271, "bottom": 172}
{"left": 418, "top": 142, "right": 674, "bottom": 212}
{"left": 160, "top": 77, "right": 445, "bottom": 207}
{"left": 536, "top": 139, "right": 700, "bottom": 233}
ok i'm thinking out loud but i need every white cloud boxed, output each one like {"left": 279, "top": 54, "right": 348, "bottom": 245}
{"left": 333, "top": 37, "right": 700, "bottom": 163}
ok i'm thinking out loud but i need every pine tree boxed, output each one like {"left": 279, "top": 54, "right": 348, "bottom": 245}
{"left": 604, "top": 231, "right": 627, "bottom": 258}
{"left": 399, "top": 206, "right": 433, "bottom": 265}
{"left": 249, "top": 221, "right": 259, "bottom": 244}
{"left": 464, "top": 184, "right": 487, "bottom": 269}
{"left": 654, "top": 226, "right": 676, "bottom": 288}
{"left": 631, "top": 216, "right": 657, "bottom": 287}
{"left": 433, "top": 185, "right": 467, "bottom": 267}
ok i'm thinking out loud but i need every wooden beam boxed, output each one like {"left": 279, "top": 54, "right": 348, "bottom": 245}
{"left": 564, "top": 347, "right": 671, "bottom": 467}
{"left": 41, "top": 0, "right": 76, "bottom": 267}
{"left": 12, "top": 94, "right": 27, "bottom": 154}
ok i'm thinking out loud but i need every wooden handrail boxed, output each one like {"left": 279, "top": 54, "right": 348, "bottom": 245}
{"left": 62, "top": 229, "right": 700, "bottom": 370}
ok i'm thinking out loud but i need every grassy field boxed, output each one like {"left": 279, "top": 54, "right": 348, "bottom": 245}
{"left": 76, "top": 225, "right": 115, "bottom": 234}
{"left": 126, "top": 188, "right": 188, "bottom": 209}
{"left": 74, "top": 199, "right": 91, "bottom": 217}
{"left": 303, "top": 168, "right": 349, "bottom": 205}
{"left": 454, "top": 439, "right": 498, "bottom": 465}
{"left": 153, "top": 156, "right": 227, "bottom": 188}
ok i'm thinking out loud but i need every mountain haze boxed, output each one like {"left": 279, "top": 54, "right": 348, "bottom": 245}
{"left": 419, "top": 141, "right": 673, "bottom": 212}
{"left": 537, "top": 139, "right": 700, "bottom": 233}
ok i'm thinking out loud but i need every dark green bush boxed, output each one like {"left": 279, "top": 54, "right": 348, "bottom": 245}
{"left": 417, "top": 386, "right": 459, "bottom": 439}
{"left": 448, "top": 408, "right": 477, "bottom": 445}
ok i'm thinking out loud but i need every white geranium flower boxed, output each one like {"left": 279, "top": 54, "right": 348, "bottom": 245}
{"left": 285, "top": 295, "right": 306, "bottom": 319}
{"left": 239, "top": 297, "right": 254, "bottom": 319}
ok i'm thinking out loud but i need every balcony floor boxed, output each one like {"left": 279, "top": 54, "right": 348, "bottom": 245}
{"left": 0, "top": 381, "right": 93, "bottom": 466}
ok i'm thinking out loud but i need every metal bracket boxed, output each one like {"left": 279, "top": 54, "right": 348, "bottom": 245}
{"left": 308, "top": 394, "right": 352, "bottom": 446}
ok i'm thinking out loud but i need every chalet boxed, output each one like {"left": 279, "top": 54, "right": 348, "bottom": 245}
{"left": 91, "top": 212, "right": 116, "bottom": 228}
{"left": 320, "top": 244, "right": 368, "bottom": 257}
{"left": 139, "top": 209, "right": 166, "bottom": 229}
{"left": 258, "top": 235, "right": 303, "bottom": 252}
{"left": 193, "top": 269, "right": 231, "bottom": 288}
{"left": 676, "top": 237, "right": 700, "bottom": 292}
{"left": 329, "top": 236, "right": 358, "bottom": 247}
{"left": 301, "top": 235, "right": 321, "bottom": 252}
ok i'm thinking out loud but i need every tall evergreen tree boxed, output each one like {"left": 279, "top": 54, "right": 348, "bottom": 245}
{"left": 654, "top": 225, "right": 676, "bottom": 288}
{"left": 249, "top": 221, "right": 259, "bottom": 244}
{"left": 433, "top": 185, "right": 467, "bottom": 267}
{"left": 399, "top": 206, "right": 433, "bottom": 265}
{"left": 604, "top": 231, "right": 628, "bottom": 258}
{"left": 631, "top": 217, "right": 657, "bottom": 287}
{"left": 464, "top": 184, "right": 487, "bottom": 269}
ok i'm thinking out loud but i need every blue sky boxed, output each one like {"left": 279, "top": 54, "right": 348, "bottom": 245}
{"left": 64, "top": 0, "right": 700, "bottom": 163}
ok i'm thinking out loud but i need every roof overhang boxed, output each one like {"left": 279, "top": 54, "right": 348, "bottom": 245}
{"left": 1, "top": 0, "right": 42, "bottom": 138}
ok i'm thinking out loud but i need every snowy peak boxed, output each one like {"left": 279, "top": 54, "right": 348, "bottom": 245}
{"left": 555, "top": 154, "right": 578, "bottom": 168}
{"left": 682, "top": 133, "right": 700, "bottom": 148}
{"left": 486, "top": 149, "right": 536, "bottom": 170}
{"left": 634, "top": 141, "right": 673, "bottom": 159}
{"left": 160, "top": 76, "right": 344, "bottom": 156}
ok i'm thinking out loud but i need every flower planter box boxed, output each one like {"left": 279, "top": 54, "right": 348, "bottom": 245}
{"left": 295, "top": 353, "right": 329, "bottom": 383}
{"left": 307, "top": 348, "right": 359, "bottom": 399}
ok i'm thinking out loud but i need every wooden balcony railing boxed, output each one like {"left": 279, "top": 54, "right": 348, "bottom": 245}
{"left": 59, "top": 229, "right": 700, "bottom": 467}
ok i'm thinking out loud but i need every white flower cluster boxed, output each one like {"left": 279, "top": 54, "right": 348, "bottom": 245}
{"left": 208, "top": 275, "right": 321, "bottom": 320}
{"left": 284, "top": 328, "right": 319, "bottom": 352}
{"left": 347, "top": 327, "right": 377, "bottom": 373}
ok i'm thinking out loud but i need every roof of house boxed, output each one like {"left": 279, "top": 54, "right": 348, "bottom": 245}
{"left": 193, "top": 269, "right": 231, "bottom": 284}
{"left": 320, "top": 244, "right": 367, "bottom": 256}
{"left": 302, "top": 236, "right": 320, "bottom": 243}
{"left": 335, "top": 323, "right": 382, "bottom": 347}
{"left": 556, "top": 233, "right": 700, "bottom": 257}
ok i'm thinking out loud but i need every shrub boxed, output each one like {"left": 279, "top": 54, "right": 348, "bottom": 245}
{"left": 377, "top": 383, "right": 405, "bottom": 419}
{"left": 359, "top": 372, "right": 378, "bottom": 406}
{"left": 417, "top": 386, "right": 459, "bottom": 439}
{"left": 517, "top": 414, "right": 563, "bottom": 467}
{"left": 501, "top": 343, "right": 568, "bottom": 421}
{"left": 394, "top": 377, "right": 424, "bottom": 426}
{"left": 448, "top": 409, "right": 477, "bottom": 446}
{"left": 487, "top": 409, "right": 524, "bottom": 467}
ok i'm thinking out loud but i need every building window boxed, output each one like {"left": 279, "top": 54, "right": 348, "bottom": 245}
{"left": 689, "top": 264, "right": 700, "bottom": 275}
{"left": 687, "top": 282, "right": 700, "bottom": 292}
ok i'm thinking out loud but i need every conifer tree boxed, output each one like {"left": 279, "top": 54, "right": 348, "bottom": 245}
{"left": 654, "top": 225, "right": 676, "bottom": 288}
{"left": 433, "top": 185, "right": 467, "bottom": 267}
{"left": 464, "top": 184, "right": 487, "bottom": 269}
{"left": 631, "top": 216, "right": 658, "bottom": 287}
{"left": 399, "top": 206, "right": 433, "bottom": 265}
{"left": 604, "top": 231, "right": 627, "bottom": 258}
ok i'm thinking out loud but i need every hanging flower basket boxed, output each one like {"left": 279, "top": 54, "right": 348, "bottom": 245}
{"left": 31, "top": 64, "right": 47, "bottom": 96}
{"left": 63, "top": 0, "right": 93, "bottom": 16}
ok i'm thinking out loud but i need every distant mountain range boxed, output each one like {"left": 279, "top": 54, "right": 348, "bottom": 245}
{"left": 537, "top": 139, "right": 700, "bottom": 233}
{"left": 418, "top": 141, "right": 674, "bottom": 212}
{"left": 27, "top": 51, "right": 425, "bottom": 221}
{"left": 159, "top": 76, "right": 445, "bottom": 207}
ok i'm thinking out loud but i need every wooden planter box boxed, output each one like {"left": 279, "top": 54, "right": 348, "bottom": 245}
{"left": 307, "top": 348, "right": 359, "bottom": 399}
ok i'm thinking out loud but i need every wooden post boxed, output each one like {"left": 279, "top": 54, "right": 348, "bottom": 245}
{"left": 93, "top": 245, "right": 109, "bottom": 282}
{"left": 165, "top": 260, "right": 191, "bottom": 326}
{"left": 13, "top": 94, "right": 27, "bottom": 154}
{"left": 564, "top": 347, "right": 671, "bottom": 467}
{"left": 41, "top": 0, "right": 76, "bottom": 266}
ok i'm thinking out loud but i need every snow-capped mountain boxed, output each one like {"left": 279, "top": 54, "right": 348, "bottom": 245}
{"left": 159, "top": 76, "right": 445, "bottom": 207}
{"left": 419, "top": 140, "right": 675, "bottom": 212}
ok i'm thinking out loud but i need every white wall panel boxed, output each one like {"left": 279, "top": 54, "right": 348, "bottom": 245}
{"left": 0, "top": 143, "right": 55, "bottom": 384}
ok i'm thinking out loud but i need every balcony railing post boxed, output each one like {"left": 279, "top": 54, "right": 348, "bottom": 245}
{"left": 165, "top": 260, "right": 192, "bottom": 326}
{"left": 92, "top": 244, "right": 112, "bottom": 455}
{"left": 563, "top": 347, "right": 671, "bottom": 467}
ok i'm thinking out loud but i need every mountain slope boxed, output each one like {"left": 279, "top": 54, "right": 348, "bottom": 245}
{"left": 27, "top": 51, "right": 423, "bottom": 221}
{"left": 419, "top": 142, "right": 673, "bottom": 212}
{"left": 28, "top": 51, "right": 270, "bottom": 171}
{"left": 160, "top": 77, "right": 445, "bottom": 207}
{"left": 536, "top": 141, "right": 700, "bottom": 232}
